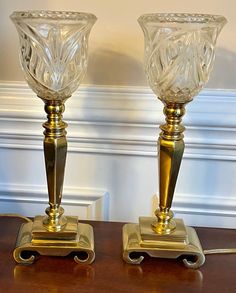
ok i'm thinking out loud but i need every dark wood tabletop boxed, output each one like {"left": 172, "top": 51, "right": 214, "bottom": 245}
{"left": 0, "top": 216, "right": 236, "bottom": 292}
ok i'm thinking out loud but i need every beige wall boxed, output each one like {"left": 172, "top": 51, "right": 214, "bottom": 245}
{"left": 1, "top": 0, "right": 236, "bottom": 88}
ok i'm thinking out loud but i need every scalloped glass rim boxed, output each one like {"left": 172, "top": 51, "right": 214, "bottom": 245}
{"left": 10, "top": 10, "right": 97, "bottom": 23}
{"left": 138, "top": 13, "right": 227, "bottom": 28}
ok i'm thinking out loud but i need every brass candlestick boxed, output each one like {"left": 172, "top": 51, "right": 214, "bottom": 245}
{"left": 123, "top": 13, "right": 226, "bottom": 268}
{"left": 11, "top": 10, "right": 97, "bottom": 264}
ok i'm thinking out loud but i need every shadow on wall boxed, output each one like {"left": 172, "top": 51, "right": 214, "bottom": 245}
{"left": 85, "top": 47, "right": 236, "bottom": 88}
{"left": 85, "top": 48, "right": 147, "bottom": 86}
{"left": 207, "top": 47, "right": 236, "bottom": 89}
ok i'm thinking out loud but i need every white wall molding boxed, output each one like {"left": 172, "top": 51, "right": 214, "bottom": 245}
{"left": 151, "top": 193, "right": 236, "bottom": 229}
{"left": 1, "top": 81, "right": 236, "bottom": 227}
{"left": 174, "top": 193, "right": 236, "bottom": 216}
{"left": 173, "top": 193, "right": 236, "bottom": 228}
{"left": 0, "top": 183, "right": 109, "bottom": 221}
{"left": 1, "top": 81, "right": 236, "bottom": 159}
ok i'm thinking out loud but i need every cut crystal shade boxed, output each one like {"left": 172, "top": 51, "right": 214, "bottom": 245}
{"left": 138, "top": 13, "right": 227, "bottom": 103}
{"left": 11, "top": 10, "right": 97, "bottom": 100}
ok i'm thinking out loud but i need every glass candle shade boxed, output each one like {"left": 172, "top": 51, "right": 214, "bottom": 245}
{"left": 11, "top": 10, "right": 96, "bottom": 232}
{"left": 11, "top": 10, "right": 97, "bottom": 101}
{"left": 138, "top": 13, "right": 227, "bottom": 104}
{"left": 138, "top": 13, "right": 226, "bottom": 234}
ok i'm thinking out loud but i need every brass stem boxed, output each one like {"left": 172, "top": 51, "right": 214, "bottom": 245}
{"left": 42, "top": 99, "right": 68, "bottom": 232}
{"left": 153, "top": 103, "right": 186, "bottom": 235}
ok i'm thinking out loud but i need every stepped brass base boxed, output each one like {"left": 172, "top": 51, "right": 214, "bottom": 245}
{"left": 14, "top": 216, "right": 95, "bottom": 264}
{"left": 123, "top": 217, "right": 205, "bottom": 269}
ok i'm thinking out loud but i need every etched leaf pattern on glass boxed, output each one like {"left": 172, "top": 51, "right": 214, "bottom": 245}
{"left": 11, "top": 11, "right": 96, "bottom": 100}
{"left": 138, "top": 14, "right": 227, "bottom": 103}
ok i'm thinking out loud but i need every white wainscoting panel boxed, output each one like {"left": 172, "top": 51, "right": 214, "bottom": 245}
{"left": 1, "top": 81, "right": 236, "bottom": 228}
{"left": 0, "top": 183, "right": 109, "bottom": 220}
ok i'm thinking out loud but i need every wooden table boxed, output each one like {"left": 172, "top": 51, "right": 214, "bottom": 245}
{"left": 0, "top": 217, "right": 236, "bottom": 292}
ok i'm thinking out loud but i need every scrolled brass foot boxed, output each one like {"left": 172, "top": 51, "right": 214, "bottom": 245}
{"left": 13, "top": 217, "right": 95, "bottom": 265}
{"left": 182, "top": 254, "right": 205, "bottom": 269}
{"left": 122, "top": 218, "right": 205, "bottom": 269}
{"left": 74, "top": 251, "right": 95, "bottom": 264}
{"left": 122, "top": 251, "right": 144, "bottom": 265}
{"left": 13, "top": 249, "right": 37, "bottom": 265}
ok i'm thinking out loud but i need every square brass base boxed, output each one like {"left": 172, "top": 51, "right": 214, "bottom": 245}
{"left": 13, "top": 216, "right": 95, "bottom": 264}
{"left": 32, "top": 215, "right": 78, "bottom": 241}
{"left": 123, "top": 217, "right": 205, "bottom": 269}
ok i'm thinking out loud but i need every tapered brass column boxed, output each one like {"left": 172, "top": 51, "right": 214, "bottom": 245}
{"left": 123, "top": 100, "right": 206, "bottom": 269}
{"left": 153, "top": 104, "right": 185, "bottom": 235}
{"left": 11, "top": 10, "right": 97, "bottom": 264}
{"left": 42, "top": 100, "right": 68, "bottom": 232}
{"left": 123, "top": 12, "right": 226, "bottom": 268}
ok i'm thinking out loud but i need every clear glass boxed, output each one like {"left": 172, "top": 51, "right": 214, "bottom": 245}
{"left": 138, "top": 13, "right": 227, "bottom": 103}
{"left": 11, "top": 10, "right": 97, "bottom": 100}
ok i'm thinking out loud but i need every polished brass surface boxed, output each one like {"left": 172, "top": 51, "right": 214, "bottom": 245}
{"left": 140, "top": 217, "right": 187, "bottom": 245}
{"left": 11, "top": 10, "right": 97, "bottom": 264}
{"left": 122, "top": 102, "right": 205, "bottom": 268}
{"left": 42, "top": 99, "right": 68, "bottom": 232}
{"left": 123, "top": 217, "right": 205, "bottom": 269}
{"left": 14, "top": 216, "right": 95, "bottom": 264}
{"left": 13, "top": 99, "right": 95, "bottom": 263}
{"left": 32, "top": 215, "right": 78, "bottom": 241}
{"left": 153, "top": 104, "right": 185, "bottom": 235}
{"left": 126, "top": 13, "right": 226, "bottom": 268}
{"left": 11, "top": 94, "right": 96, "bottom": 264}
